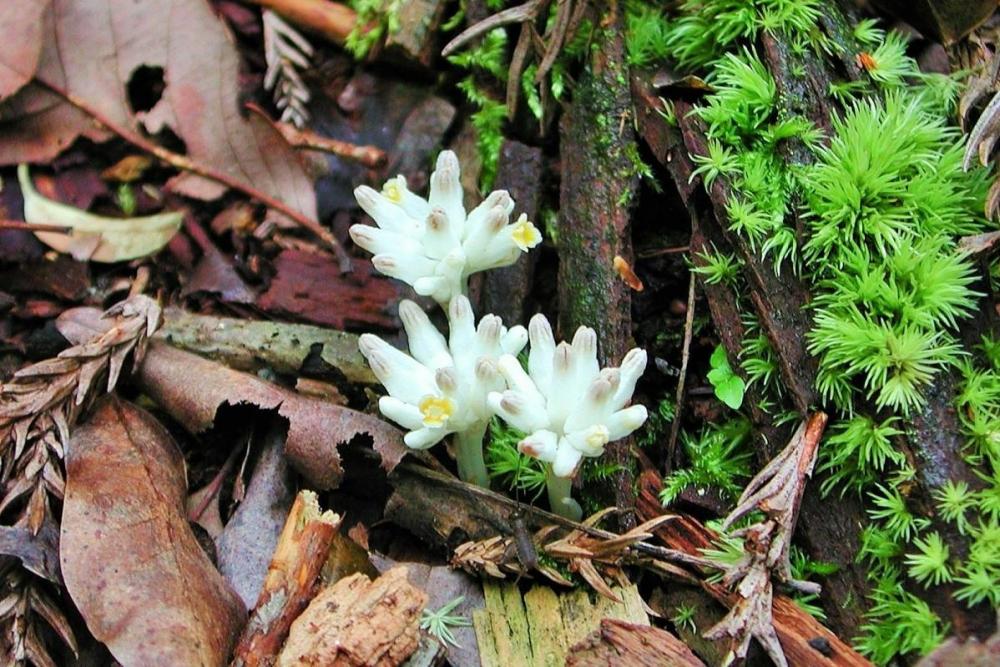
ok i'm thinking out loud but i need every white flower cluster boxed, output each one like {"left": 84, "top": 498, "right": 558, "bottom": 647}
{"left": 359, "top": 296, "right": 526, "bottom": 452}
{"left": 351, "top": 151, "right": 542, "bottom": 305}
{"left": 489, "top": 315, "right": 649, "bottom": 479}
{"left": 353, "top": 150, "right": 648, "bottom": 518}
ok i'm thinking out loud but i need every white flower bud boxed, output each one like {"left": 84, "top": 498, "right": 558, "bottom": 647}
{"left": 351, "top": 150, "right": 541, "bottom": 304}
{"left": 488, "top": 313, "right": 649, "bottom": 481}
{"left": 360, "top": 298, "right": 524, "bottom": 460}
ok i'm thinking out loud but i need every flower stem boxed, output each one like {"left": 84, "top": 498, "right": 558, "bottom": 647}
{"left": 546, "top": 470, "right": 582, "bottom": 521}
{"left": 454, "top": 424, "right": 489, "bottom": 487}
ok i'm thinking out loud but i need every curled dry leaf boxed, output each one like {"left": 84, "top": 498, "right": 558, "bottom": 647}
{"left": 18, "top": 165, "right": 181, "bottom": 262}
{"left": 61, "top": 396, "right": 246, "bottom": 667}
{"left": 136, "top": 342, "right": 407, "bottom": 489}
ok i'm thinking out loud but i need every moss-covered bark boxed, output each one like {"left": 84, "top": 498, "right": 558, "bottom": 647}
{"left": 556, "top": 0, "right": 640, "bottom": 528}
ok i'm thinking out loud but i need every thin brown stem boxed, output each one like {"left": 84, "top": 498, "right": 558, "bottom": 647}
{"left": 250, "top": 104, "right": 386, "bottom": 168}
{"left": 34, "top": 77, "right": 351, "bottom": 270}
{"left": 666, "top": 272, "right": 696, "bottom": 468}
{"left": 0, "top": 220, "right": 71, "bottom": 233}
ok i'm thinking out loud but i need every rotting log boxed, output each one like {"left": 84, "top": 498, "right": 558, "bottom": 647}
{"left": 556, "top": 0, "right": 640, "bottom": 530}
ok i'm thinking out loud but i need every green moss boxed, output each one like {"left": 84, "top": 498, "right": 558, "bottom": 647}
{"left": 345, "top": 0, "right": 404, "bottom": 59}
{"left": 675, "top": 18, "right": 998, "bottom": 662}
{"left": 666, "top": 0, "right": 822, "bottom": 69}
{"left": 660, "top": 417, "right": 752, "bottom": 506}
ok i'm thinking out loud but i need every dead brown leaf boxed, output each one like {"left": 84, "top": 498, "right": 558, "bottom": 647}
{"left": 61, "top": 395, "right": 246, "bottom": 667}
{"left": 136, "top": 342, "right": 408, "bottom": 489}
{"left": 0, "top": 0, "right": 317, "bottom": 223}
{"left": 0, "top": 0, "right": 49, "bottom": 101}
{"left": 0, "top": 523, "right": 60, "bottom": 583}
{"left": 217, "top": 431, "right": 295, "bottom": 609}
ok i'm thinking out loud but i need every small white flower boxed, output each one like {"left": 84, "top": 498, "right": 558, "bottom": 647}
{"left": 351, "top": 151, "right": 542, "bottom": 304}
{"left": 488, "top": 315, "right": 648, "bottom": 478}
{"left": 358, "top": 296, "right": 527, "bottom": 452}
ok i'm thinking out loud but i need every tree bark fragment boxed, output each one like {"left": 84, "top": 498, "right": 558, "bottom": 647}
{"left": 276, "top": 566, "right": 427, "bottom": 667}
{"left": 566, "top": 619, "right": 706, "bottom": 667}
{"left": 233, "top": 490, "right": 340, "bottom": 667}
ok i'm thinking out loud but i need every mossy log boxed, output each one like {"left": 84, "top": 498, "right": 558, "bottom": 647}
{"left": 556, "top": 0, "right": 640, "bottom": 529}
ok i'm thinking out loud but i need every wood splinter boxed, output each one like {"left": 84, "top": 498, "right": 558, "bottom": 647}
{"left": 232, "top": 490, "right": 341, "bottom": 667}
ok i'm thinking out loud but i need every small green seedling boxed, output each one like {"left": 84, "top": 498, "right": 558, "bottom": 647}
{"left": 707, "top": 345, "right": 745, "bottom": 410}
{"left": 420, "top": 595, "right": 472, "bottom": 648}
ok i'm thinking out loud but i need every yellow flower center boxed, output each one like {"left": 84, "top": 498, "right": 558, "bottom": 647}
{"left": 419, "top": 395, "right": 455, "bottom": 428}
{"left": 511, "top": 215, "right": 542, "bottom": 251}
{"left": 382, "top": 180, "right": 403, "bottom": 203}
{"left": 585, "top": 425, "right": 610, "bottom": 449}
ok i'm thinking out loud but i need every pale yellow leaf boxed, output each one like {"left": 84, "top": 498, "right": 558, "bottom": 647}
{"left": 18, "top": 164, "right": 181, "bottom": 262}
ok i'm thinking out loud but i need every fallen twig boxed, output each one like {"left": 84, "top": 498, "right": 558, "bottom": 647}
{"left": 251, "top": 105, "right": 387, "bottom": 168}
{"left": 243, "top": 0, "right": 357, "bottom": 43}
{"left": 0, "top": 220, "right": 71, "bottom": 234}
{"left": 34, "top": 77, "right": 351, "bottom": 270}
{"left": 667, "top": 272, "right": 697, "bottom": 466}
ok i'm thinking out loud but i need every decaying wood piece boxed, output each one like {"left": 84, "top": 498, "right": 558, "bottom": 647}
{"left": 557, "top": 0, "right": 640, "bottom": 529}
{"left": 233, "top": 490, "right": 341, "bottom": 667}
{"left": 566, "top": 619, "right": 706, "bottom": 667}
{"left": 277, "top": 566, "right": 427, "bottom": 667}
{"left": 383, "top": 0, "right": 449, "bottom": 67}
{"left": 386, "top": 459, "right": 703, "bottom": 570}
{"left": 156, "top": 307, "right": 376, "bottom": 386}
{"left": 474, "top": 582, "right": 648, "bottom": 667}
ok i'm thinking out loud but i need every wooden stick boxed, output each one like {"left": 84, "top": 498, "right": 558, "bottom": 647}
{"left": 232, "top": 490, "right": 340, "bottom": 667}
{"left": 249, "top": 105, "right": 386, "bottom": 168}
{"left": 243, "top": 0, "right": 357, "bottom": 43}
{"left": 0, "top": 220, "right": 71, "bottom": 233}
{"left": 667, "top": 272, "right": 697, "bottom": 467}
{"left": 34, "top": 77, "right": 351, "bottom": 270}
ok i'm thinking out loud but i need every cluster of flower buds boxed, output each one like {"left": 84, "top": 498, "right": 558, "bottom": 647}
{"left": 353, "top": 151, "right": 647, "bottom": 519}
{"left": 351, "top": 151, "right": 542, "bottom": 306}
